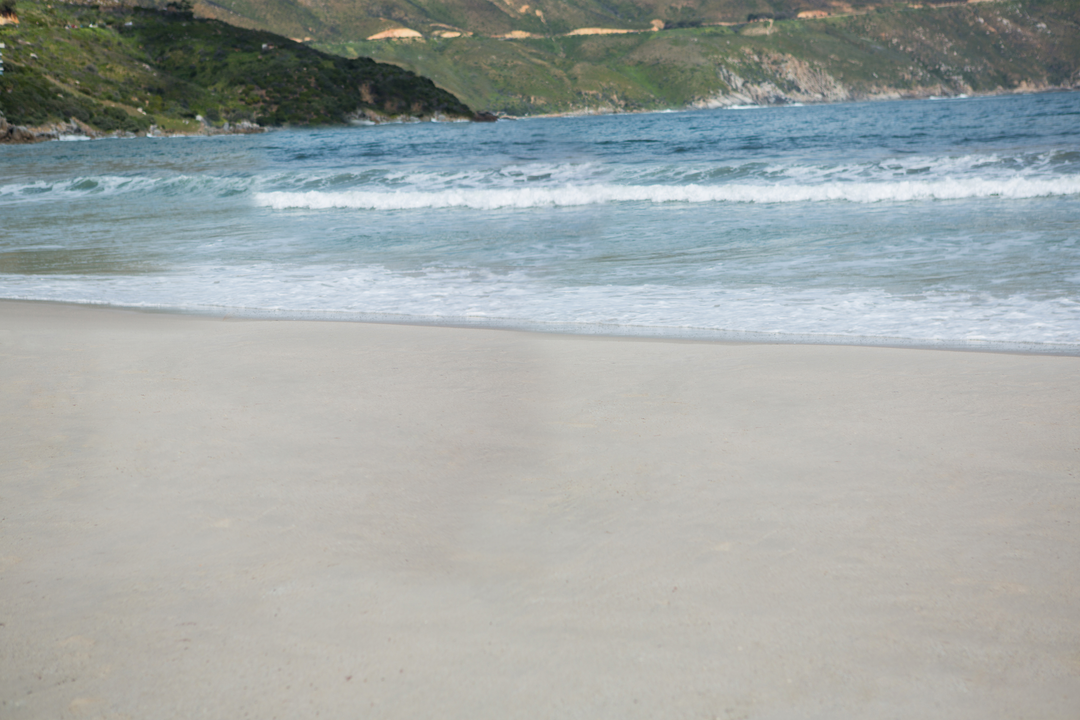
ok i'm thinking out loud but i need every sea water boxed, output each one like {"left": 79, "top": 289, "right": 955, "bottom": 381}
{"left": 2, "top": 92, "right": 1079, "bottom": 352}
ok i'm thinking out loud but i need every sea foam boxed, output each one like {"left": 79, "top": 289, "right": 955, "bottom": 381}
{"left": 3, "top": 265, "right": 1078, "bottom": 349}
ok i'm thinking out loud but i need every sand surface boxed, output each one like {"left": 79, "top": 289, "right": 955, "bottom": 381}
{"left": 1, "top": 300, "right": 1078, "bottom": 719}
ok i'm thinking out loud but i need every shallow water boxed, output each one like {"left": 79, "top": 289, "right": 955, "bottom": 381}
{"left": 2, "top": 92, "right": 1079, "bottom": 351}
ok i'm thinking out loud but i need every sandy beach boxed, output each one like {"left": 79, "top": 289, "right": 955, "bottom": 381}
{"left": 1, "top": 299, "right": 1078, "bottom": 718}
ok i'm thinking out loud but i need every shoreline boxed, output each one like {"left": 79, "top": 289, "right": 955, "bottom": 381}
{"left": 2, "top": 298, "right": 1078, "bottom": 718}
{"left": 4, "top": 297, "right": 1079, "bottom": 357}
{"left": 4, "top": 86, "right": 1076, "bottom": 143}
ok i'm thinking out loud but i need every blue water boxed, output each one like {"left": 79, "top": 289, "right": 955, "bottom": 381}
{"left": 2, "top": 92, "right": 1079, "bottom": 351}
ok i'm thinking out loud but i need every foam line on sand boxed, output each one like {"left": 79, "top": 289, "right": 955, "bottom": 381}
{"left": 1, "top": 300, "right": 1078, "bottom": 718}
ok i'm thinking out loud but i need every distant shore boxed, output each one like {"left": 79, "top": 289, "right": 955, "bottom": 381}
{"left": 2, "top": 298, "right": 1078, "bottom": 718}
{"left": 5, "top": 85, "right": 1076, "bottom": 144}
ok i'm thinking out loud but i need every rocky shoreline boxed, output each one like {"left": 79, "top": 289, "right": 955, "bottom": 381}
{"left": 0, "top": 113, "right": 266, "bottom": 144}
{"left": 0, "top": 110, "right": 501, "bottom": 143}
{"left": 691, "top": 80, "right": 1079, "bottom": 110}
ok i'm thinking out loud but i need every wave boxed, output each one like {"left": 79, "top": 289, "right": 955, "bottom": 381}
{"left": 253, "top": 176, "right": 1080, "bottom": 211}
{"left": 0, "top": 174, "right": 256, "bottom": 201}
{"left": 5, "top": 148, "right": 1075, "bottom": 204}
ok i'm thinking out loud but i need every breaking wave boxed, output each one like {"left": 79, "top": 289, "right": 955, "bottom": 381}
{"left": 253, "top": 177, "right": 1080, "bottom": 211}
{"left": 5, "top": 147, "right": 1075, "bottom": 207}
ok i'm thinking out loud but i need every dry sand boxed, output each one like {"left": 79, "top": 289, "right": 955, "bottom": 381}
{"left": 1, "top": 300, "right": 1078, "bottom": 719}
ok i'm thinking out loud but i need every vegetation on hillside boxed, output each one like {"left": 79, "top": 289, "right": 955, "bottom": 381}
{"left": 1, "top": 0, "right": 1076, "bottom": 130}
{"left": 317, "top": 0, "right": 1080, "bottom": 114}
{"left": 172, "top": 0, "right": 1078, "bottom": 115}
{"left": 0, "top": 0, "right": 473, "bottom": 137}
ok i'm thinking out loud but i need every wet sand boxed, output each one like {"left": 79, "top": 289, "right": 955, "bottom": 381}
{"left": 2, "top": 300, "right": 1078, "bottom": 718}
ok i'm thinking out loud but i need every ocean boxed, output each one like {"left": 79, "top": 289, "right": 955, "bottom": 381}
{"left": 2, "top": 91, "right": 1079, "bottom": 352}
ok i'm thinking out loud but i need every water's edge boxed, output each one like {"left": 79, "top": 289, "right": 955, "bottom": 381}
{"left": 9, "top": 298, "right": 1077, "bottom": 357}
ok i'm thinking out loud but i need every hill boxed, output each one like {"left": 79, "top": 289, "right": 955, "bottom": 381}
{"left": 188, "top": 0, "right": 900, "bottom": 42}
{"left": 0, "top": 0, "right": 474, "bottom": 141}
{"left": 181, "top": 0, "right": 1079, "bottom": 114}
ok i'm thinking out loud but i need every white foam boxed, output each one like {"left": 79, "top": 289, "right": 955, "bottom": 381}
{"left": 3, "top": 266, "right": 1078, "bottom": 347}
{"left": 253, "top": 176, "right": 1080, "bottom": 211}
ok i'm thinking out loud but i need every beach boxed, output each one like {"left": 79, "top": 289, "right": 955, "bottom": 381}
{"left": 1, "top": 299, "right": 1078, "bottom": 718}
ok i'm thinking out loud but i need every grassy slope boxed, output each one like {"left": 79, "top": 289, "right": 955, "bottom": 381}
{"left": 0, "top": 0, "right": 473, "bottom": 133}
{"left": 314, "top": 0, "right": 1079, "bottom": 114}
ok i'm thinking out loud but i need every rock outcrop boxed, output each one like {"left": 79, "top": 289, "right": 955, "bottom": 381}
{"left": 0, "top": 114, "right": 88, "bottom": 143}
{"left": 695, "top": 52, "right": 852, "bottom": 107}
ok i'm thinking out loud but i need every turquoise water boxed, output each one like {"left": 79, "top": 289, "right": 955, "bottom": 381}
{"left": 2, "top": 92, "right": 1079, "bottom": 351}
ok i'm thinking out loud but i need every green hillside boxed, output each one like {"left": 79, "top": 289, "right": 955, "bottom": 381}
{"left": 2, "top": 0, "right": 1076, "bottom": 131}
{"left": 0, "top": 0, "right": 473, "bottom": 139}
{"left": 181, "top": 0, "right": 1079, "bottom": 114}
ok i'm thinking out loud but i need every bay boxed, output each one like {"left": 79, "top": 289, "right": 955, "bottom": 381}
{"left": 2, "top": 91, "right": 1078, "bottom": 351}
